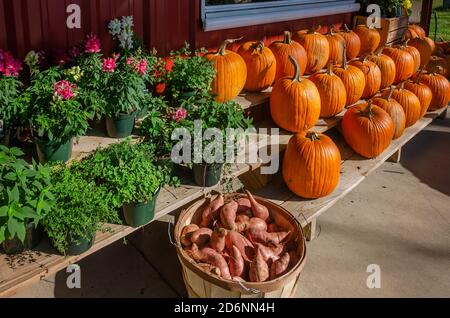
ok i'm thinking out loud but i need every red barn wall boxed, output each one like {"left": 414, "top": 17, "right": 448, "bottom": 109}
{"left": 0, "top": 0, "right": 352, "bottom": 57}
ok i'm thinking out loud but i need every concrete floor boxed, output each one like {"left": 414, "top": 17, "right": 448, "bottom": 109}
{"left": 13, "top": 113, "right": 450, "bottom": 298}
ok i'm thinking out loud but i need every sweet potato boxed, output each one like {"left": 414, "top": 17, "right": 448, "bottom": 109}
{"left": 210, "top": 194, "right": 224, "bottom": 217}
{"left": 225, "top": 230, "right": 255, "bottom": 262}
{"left": 236, "top": 197, "right": 252, "bottom": 213}
{"left": 180, "top": 224, "right": 199, "bottom": 247}
{"left": 199, "top": 198, "right": 213, "bottom": 228}
{"left": 191, "top": 245, "right": 231, "bottom": 280}
{"left": 254, "top": 243, "right": 284, "bottom": 262}
{"left": 220, "top": 200, "right": 238, "bottom": 230}
{"left": 228, "top": 245, "right": 245, "bottom": 278}
{"left": 248, "top": 217, "right": 267, "bottom": 232}
{"left": 246, "top": 228, "right": 290, "bottom": 245}
{"left": 249, "top": 247, "right": 269, "bottom": 282}
{"left": 245, "top": 190, "right": 269, "bottom": 221}
{"left": 211, "top": 228, "right": 228, "bottom": 253}
{"left": 235, "top": 214, "right": 250, "bottom": 232}
{"left": 270, "top": 252, "right": 290, "bottom": 279}
{"left": 191, "top": 228, "right": 213, "bottom": 246}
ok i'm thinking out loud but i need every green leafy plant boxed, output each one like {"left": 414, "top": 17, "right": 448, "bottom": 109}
{"left": 0, "top": 146, "right": 54, "bottom": 244}
{"left": 41, "top": 164, "right": 121, "bottom": 254}
{"left": 20, "top": 67, "right": 90, "bottom": 144}
{"left": 167, "top": 44, "right": 216, "bottom": 102}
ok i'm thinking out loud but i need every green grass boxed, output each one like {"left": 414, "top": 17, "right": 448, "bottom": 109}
{"left": 429, "top": 0, "right": 450, "bottom": 41}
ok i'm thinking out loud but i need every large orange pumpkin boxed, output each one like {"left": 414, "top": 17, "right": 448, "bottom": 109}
{"left": 333, "top": 49, "right": 366, "bottom": 106}
{"left": 409, "top": 24, "right": 426, "bottom": 39}
{"left": 342, "top": 100, "right": 394, "bottom": 158}
{"left": 409, "top": 37, "right": 432, "bottom": 68}
{"left": 339, "top": 24, "right": 361, "bottom": 60}
{"left": 237, "top": 41, "right": 276, "bottom": 92}
{"left": 270, "top": 56, "right": 321, "bottom": 132}
{"left": 350, "top": 57, "right": 382, "bottom": 98}
{"left": 396, "top": 39, "right": 421, "bottom": 72}
{"left": 423, "top": 37, "right": 436, "bottom": 54}
{"left": 403, "top": 27, "right": 418, "bottom": 40}
{"left": 309, "top": 62, "right": 347, "bottom": 118}
{"left": 404, "top": 70, "right": 433, "bottom": 117}
{"left": 293, "top": 27, "right": 330, "bottom": 74}
{"left": 387, "top": 82, "right": 422, "bottom": 127}
{"left": 326, "top": 26, "right": 345, "bottom": 67}
{"left": 420, "top": 69, "right": 450, "bottom": 110}
{"left": 354, "top": 25, "right": 381, "bottom": 56}
{"left": 282, "top": 132, "right": 341, "bottom": 199}
{"left": 205, "top": 38, "right": 247, "bottom": 102}
{"left": 367, "top": 49, "right": 396, "bottom": 89}
{"left": 372, "top": 88, "right": 406, "bottom": 139}
{"left": 382, "top": 46, "right": 415, "bottom": 84}
{"left": 269, "top": 31, "right": 308, "bottom": 82}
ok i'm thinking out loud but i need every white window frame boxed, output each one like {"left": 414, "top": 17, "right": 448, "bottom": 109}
{"left": 201, "top": 0, "right": 361, "bottom": 31}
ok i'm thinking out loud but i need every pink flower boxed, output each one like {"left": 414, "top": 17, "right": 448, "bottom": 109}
{"left": 172, "top": 107, "right": 188, "bottom": 122}
{"left": 126, "top": 57, "right": 134, "bottom": 65}
{"left": 102, "top": 57, "right": 116, "bottom": 73}
{"left": 137, "top": 59, "right": 147, "bottom": 75}
{"left": 84, "top": 35, "right": 101, "bottom": 54}
{"left": 54, "top": 80, "right": 77, "bottom": 100}
{"left": 0, "top": 50, "right": 22, "bottom": 77}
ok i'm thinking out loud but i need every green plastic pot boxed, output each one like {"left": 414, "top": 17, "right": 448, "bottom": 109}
{"left": 105, "top": 112, "right": 136, "bottom": 138}
{"left": 1, "top": 222, "right": 43, "bottom": 255}
{"left": 122, "top": 188, "right": 161, "bottom": 228}
{"left": 65, "top": 232, "right": 95, "bottom": 256}
{"left": 192, "top": 163, "right": 223, "bottom": 187}
{"left": 35, "top": 138, "right": 73, "bottom": 163}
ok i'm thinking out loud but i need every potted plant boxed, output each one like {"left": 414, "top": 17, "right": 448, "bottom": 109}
{"left": 41, "top": 164, "right": 121, "bottom": 255}
{"left": 0, "top": 146, "right": 54, "bottom": 254}
{"left": 74, "top": 140, "right": 177, "bottom": 227}
{"left": 21, "top": 67, "right": 90, "bottom": 163}
{"left": 0, "top": 50, "right": 23, "bottom": 146}
{"left": 167, "top": 44, "right": 216, "bottom": 104}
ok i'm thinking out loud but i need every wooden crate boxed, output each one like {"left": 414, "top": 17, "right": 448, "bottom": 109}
{"left": 353, "top": 15, "right": 409, "bottom": 47}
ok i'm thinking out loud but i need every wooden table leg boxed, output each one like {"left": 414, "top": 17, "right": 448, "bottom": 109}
{"left": 305, "top": 218, "right": 317, "bottom": 241}
{"left": 387, "top": 148, "right": 401, "bottom": 163}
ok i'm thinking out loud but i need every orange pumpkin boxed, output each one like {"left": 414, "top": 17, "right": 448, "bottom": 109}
{"left": 339, "top": 24, "right": 361, "bottom": 60}
{"left": 423, "top": 37, "right": 436, "bottom": 54}
{"left": 409, "top": 37, "right": 432, "bottom": 68}
{"left": 205, "top": 38, "right": 247, "bottom": 102}
{"left": 372, "top": 87, "right": 406, "bottom": 139}
{"left": 426, "top": 55, "right": 449, "bottom": 77}
{"left": 269, "top": 31, "right": 308, "bottom": 82}
{"left": 270, "top": 56, "right": 321, "bottom": 132}
{"left": 367, "top": 48, "right": 396, "bottom": 89}
{"left": 403, "top": 28, "right": 418, "bottom": 40}
{"left": 420, "top": 68, "right": 450, "bottom": 110}
{"left": 282, "top": 132, "right": 341, "bottom": 199}
{"left": 326, "top": 26, "right": 345, "bottom": 67}
{"left": 342, "top": 101, "right": 394, "bottom": 158}
{"left": 237, "top": 41, "right": 276, "bottom": 92}
{"left": 408, "top": 25, "right": 426, "bottom": 39}
{"left": 350, "top": 57, "right": 382, "bottom": 98}
{"left": 309, "top": 62, "right": 347, "bottom": 118}
{"left": 396, "top": 39, "right": 421, "bottom": 72}
{"left": 404, "top": 70, "right": 433, "bottom": 117}
{"left": 293, "top": 27, "right": 330, "bottom": 74}
{"left": 354, "top": 25, "right": 381, "bottom": 56}
{"left": 333, "top": 48, "right": 366, "bottom": 106}
{"left": 387, "top": 82, "right": 422, "bottom": 127}
{"left": 382, "top": 46, "right": 415, "bottom": 84}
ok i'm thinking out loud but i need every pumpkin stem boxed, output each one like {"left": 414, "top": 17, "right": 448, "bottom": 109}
{"left": 343, "top": 24, "right": 350, "bottom": 33}
{"left": 326, "top": 61, "right": 334, "bottom": 75}
{"left": 414, "top": 68, "right": 424, "bottom": 84}
{"left": 432, "top": 65, "right": 443, "bottom": 75}
{"left": 283, "top": 31, "right": 292, "bottom": 44}
{"left": 342, "top": 43, "right": 348, "bottom": 69}
{"left": 255, "top": 41, "right": 265, "bottom": 53}
{"left": 327, "top": 25, "right": 336, "bottom": 35}
{"left": 362, "top": 100, "right": 375, "bottom": 119}
{"left": 308, "top": 25, "right": 321, "bottom": 34}
{"left": 386, "top": 86, "right": 394, "bottom": 100}
{"left": 403, "top": 38, "right": 410, "bottom": 47}
{"left": 288, "top": 55, "right": 301, "bottom": 82}
{"left": 374, "top": 46, "right": 384, "bottom": 55}
{"left": 217, "top": 37, "right": 243, "bottom": 56}
{"left": 306, "top": 132, "right": 320, "bottom": 141}
{"left": 397, "top": 81, "right": 405, "bottom": 90}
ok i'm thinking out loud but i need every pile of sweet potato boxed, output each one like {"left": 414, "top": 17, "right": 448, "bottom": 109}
{"left": 180, "top": 190, "right": 301, "bottom": 283}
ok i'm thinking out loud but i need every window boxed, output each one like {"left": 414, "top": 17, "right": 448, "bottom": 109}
{"left": 202, "top": 0, "right": 361, "bottom": 31}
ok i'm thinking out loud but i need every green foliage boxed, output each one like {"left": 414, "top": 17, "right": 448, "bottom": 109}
{"left": 0, "top": 146, "right": 54, "bottom": 244}
{"left": 167, "top": 44, "right": 216, "bottom": 102}
{"left": 41, "top": 164, "right": 121, "bottom": 254}
{"left": 20, "top": 67, "right": 90, "bottom": 144}
{"left": 0, "top": 76, "right": 22, "bottom": 128}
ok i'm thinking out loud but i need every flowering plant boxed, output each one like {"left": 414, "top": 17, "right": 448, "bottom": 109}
{"left": 21, "top": 67, "right": 90, "bottom": 143}
{"left": 152, "top": 56, "right": 175, "bottom": 95}
{"left": 0, "top": 50, "right": 23, "bottom": 132}
{"left": 108, "top": 16, "right": 136, "bottom": 53}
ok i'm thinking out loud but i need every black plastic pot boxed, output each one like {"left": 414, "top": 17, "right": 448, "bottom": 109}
{"left": 35, "top": 138, "right": 73, "bottom": 163}
{"left": 105, "top": 112, "right": 136, "bottom": 138}
{"left": 65, "top": 232, "right": 95, "bottom": 256}
{"left": 1, "top": 222, "right": 43, "bottom": 255}
{"left": 192, "top": 163, "right": 223, "bottom": 187}
{"left": 122, "top": 188, "right": 161, "bottom": 228}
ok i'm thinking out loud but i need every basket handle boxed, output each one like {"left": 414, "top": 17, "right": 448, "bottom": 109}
{"left": 237, "top": 280, "right": 260, "bottom": 294}
{"left": 168, "top": 218, "right": 181, "bottom": 247}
